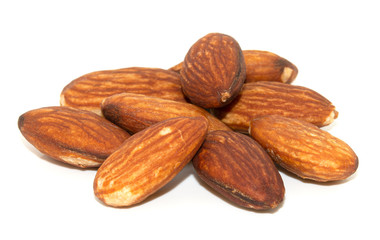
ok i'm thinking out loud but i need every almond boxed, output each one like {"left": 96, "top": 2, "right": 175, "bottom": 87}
{"left": 192, "top": 130, "right": 285, "bottom": 210}
{"left": 18, "top": 106, "right": 130, "bottom": 168}
{"left": 243, "top": 50, "right": 298, "bottom": 83}
{"left": 212, "top": 81, "right": 338, "bottom": 132}
{"left": 101, "top": 93, "right": 231, "bottom": 133}
{"left": 180, "top": 33, "right": 246, "bottom": 108}
{"left": 93, "top": 117, "right": 208, "bottom": 207}
{"left": 60, "top": 67, "right": 187, "bottom": 115}
{"left": 249, "top": 115, "right": 358, "bottom": 182}
{"left": 170, "top": 50, "right": 298, "bottom": 83}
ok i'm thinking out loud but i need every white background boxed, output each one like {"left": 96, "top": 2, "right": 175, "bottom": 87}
{"left": 1, "top": 0, "right": 379, "bottom": 239}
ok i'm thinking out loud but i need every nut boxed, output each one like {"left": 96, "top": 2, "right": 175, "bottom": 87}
{"left": 192, "top": 130, "right": 285, "bottom": 210}
{"left": 101, "top": 92, "right": 231, "bottom": 133}
{"left": 243, "top": 50, "right": 298, "bottom": 83}
{"left": 18, "top": 106, "right": 130, "bottom": 168}
{"left": 249, "top": 115, "right": 358, "bottom": 182}
{"left": 170, "top": 50, "right": 298, "bottom": 84}
{"left": 180, "top": 33, "right": 246, "bottom": 108}
{"left": 212, "top": 81, "right": 338, "bottom": 132}
{"left": 60, "top": 67, "right": 187, "bottom": 115}
{"left": 93, "top": 117, "right": 208, "bottom": 207}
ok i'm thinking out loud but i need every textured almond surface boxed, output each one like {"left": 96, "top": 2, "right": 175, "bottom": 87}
{"left": 193, "top": 130, "right": 285, "bottom": 210}
{"left": 94, "top": 117, "right": 208, "bottom": 207}
{"left": 18, "top": 106, "right": 130, "bottom": 168}
{"left": 243, "top": 50, "right": 298, "bottom": 83}
{"left": 213, "top": 81, "right": 338, "bottom": 132}
{"left": 180, "top": 33, "right": 246, "bottom": 108}
{"left": 249, "top": 115, "right": 358, "bottom": 182}
{"left": 60, "top": 67, "right": 187, "bottom": 115}
{"left": 101, "top": 93, "right": 231, "bottom": 133}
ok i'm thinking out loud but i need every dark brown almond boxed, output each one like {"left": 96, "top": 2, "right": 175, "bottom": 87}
{"left": 18, "top": 106, "right": 130, "bottom": 168}
{"left": 60, "top": 67, "right": 187, "bottom": 115}
{"left": 249, "top": 115, "right": 358, "bottom": 182}
{"left": 192, "top": 130, "right": 285, "bottom": 210}
{"left": 180, "top": 33, "right": 246, "bottom": 108}
{"left": 101, "top": 93, "right": 231, "bottom": 133}
{"left": 243, "top": 50, "right": 298, "bottom": 83}
{"left": 212, "top": 81, "right": 338, "bottom": 132}
{"left": 94, "top": 117, "right": 208, "bottom": 207}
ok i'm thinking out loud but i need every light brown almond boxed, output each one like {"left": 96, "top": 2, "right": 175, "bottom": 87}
{"left": 212, "top": 81, "right": 338, "bottom": 132}
{"left": 60, "top": 67, "right": 187, "bottom": 115}
{"left": 101, "top": 93, "right": 231, "bottom": 133}
{"left": 94, "top": 117, "right": 208, "bottom": 207}
{"left": 243, "top": 50, "right": 298, "bottom": 83}
{"left": 249, "top": 115, "right": 358, "bottom": 182}
{"left": 18, "top": 106, "right": 130, "bottom": 168}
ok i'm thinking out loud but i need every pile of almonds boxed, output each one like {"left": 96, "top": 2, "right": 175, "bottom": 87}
{"left": 18, "top": 33, "right": 358, "bottom": 210}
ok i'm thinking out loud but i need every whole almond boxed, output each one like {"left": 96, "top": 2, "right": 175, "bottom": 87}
{"left": 101, "top": 92, "right": 231, "bottom": 133}
{"left": 212, "top": 81, "right": 338, "bottom": 132}
{"left": 170, "top": 50, "right": 298, "bottom": 84}
{"left": 192, "top": 130, "right": 285, "bottom": 210}
{"left": 18, "top": 106, "right": 130, "bottom": 168}
{"left": 94, "top": 117, "right": 208, "bottom": 207}
{"left": 60, "top": 67, "right": 187, "bottom": 115}
{"left": 243, "top": 50, "right": 298, "bottom": 83}
{"left": 180, "top": 33, "right": 246, "bottom": 108}
{"left": 249, "top": 115, "right": 358, "bottom": 182}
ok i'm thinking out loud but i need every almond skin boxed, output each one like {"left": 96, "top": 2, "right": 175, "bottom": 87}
{"left": 249, "top": 115, "right": 358, "bottom": 182}
{"left": 180, "top": 33, "right": 246, "bottom": 108}
{"left": 60, "top": 67, "right": 187, "bottom": 115}
{"left": 243, "top": 50, "right": 298, "bottom": 83}
{"left": 170, "top": 50, "right": 298, "bottom": 84}
{"left": 212, "top": 81, "right": 338, "bottom": 132}
{"left": 192, "top": 130, "right": 285, "bottom": 210}
{"left": 18, "top": 106, "right": 130, "bottom": 168}
{"left": 101, "top": 93, "right": 231, "bottom": 133}
{"left": 94, "top": 117, "right": 208, "bottom": 207}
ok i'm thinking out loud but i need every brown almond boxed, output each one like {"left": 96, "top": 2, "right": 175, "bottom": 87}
{"left": 212, "top": 81, "right": 338, "bottom": 132}
{"left": 192, "top": 130, "right": 285, "bottom": 210}
{"left": 94, "top": 117, "right": 208, "bottom": 207}
{"left": 60, "top": 67, "right": 187, "bottom": 115}
{"left": 101, "top": 93, "right": 231, "bottom": 133}
{"left": 18, "top": 106, "right": 130, "bottom": 168}
{"left": 249, "top": 115, "right": 358, "bottom": 182}
{"left": 180, "top": 33, "right": 246, "bottom": 108}
{"left": 243, "top": 50, "right": 298, "bottom": 83}
{"left": 170, "top": 50, "right": 298, "bottom": 84}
